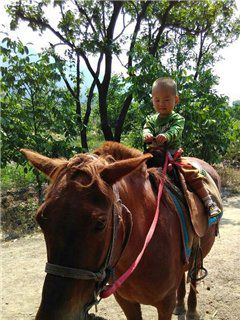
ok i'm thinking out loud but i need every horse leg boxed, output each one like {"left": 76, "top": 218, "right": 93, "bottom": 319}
{"left": 156, "top": 292, "right": 176, "bottom": 320}
{"left": 186, "top": 279, "right": 200, "bottom": 320}
{"left": 114, "top": 293, "right": 142, "bottom": 320}
{"left": 173, "top": 273, "right": 186, "bottom": 315}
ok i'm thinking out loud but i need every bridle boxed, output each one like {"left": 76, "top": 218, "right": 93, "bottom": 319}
{"left": 44, "top": 185, "right": 132, "bottom": 317}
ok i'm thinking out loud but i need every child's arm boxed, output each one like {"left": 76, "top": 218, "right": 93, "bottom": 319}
{"left": 163, "top": 116, "right": 185, "bottom": 145}
{"left": 143, "top": 116, "right": 155, "bottom": 143}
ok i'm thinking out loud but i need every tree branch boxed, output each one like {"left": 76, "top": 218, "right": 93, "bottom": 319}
{"left": 149, "top": 1, "right": 176, "bottom": 56}
{"left": 78, "top": 50, "right": 101, "bottom": 88}
{"left": 49, "top": 45, "right": 76, "bottom": 99}
{"left": 128, "top": 1, "right": 151, "bottom": 71}
{"left": 194, "top": 31, "right": 206, "bottom": 80}
{"left": 15, "top": 6, "right": 75, "bottom": 49}
{"left": 73, "top": 0, "right": 97, "bottom": 34}
{"left": 76, "top": 53, "right": 81, "bottom": 121}
{"left": 101, "top": 1, "right": 107, "bottom": 37}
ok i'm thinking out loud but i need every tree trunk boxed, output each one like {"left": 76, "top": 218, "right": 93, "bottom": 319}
{"left": 81, "top": 80, "right": 98, "bottom": 151}
{"left": 114, "top": 94, "right": 133, "bottom": 142}
{"left": 80, "top": 128, "right": 88, "bottom": 151}
{"left": 114, "top": 2, "right": 150, "bottom": 142}
{"left": 99, "top": 89, "right": 114, "bottom": 141}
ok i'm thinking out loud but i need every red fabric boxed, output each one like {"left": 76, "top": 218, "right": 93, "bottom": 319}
{"left": 167, "top": 149, "right": 193, "bottom": 172}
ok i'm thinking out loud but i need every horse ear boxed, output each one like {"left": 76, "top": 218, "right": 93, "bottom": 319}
{"left": 100, "top": 154, "right": 152, "bottom": 185}
{"left": 20, "top": 149, "right": 67, "bottom": 179}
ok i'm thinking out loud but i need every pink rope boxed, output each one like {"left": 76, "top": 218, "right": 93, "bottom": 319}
{"left": 100, "top": 153, "right": 170, "bottom": 299}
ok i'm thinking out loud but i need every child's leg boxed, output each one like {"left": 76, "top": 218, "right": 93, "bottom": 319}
{"left": 180, "top": 164, "right": 221, "bottom": 217}
{"left": 196, "top": 187, "right": 221, "bottom": 217}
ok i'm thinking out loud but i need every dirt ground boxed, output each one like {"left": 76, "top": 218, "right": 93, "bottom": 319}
{"left": 1, "top": 195, "right": 240, "bottom": 320}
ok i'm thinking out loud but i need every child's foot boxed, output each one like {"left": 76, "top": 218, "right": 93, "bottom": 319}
{"left": 208, "top": 202, "right": 221, "bottom": 217}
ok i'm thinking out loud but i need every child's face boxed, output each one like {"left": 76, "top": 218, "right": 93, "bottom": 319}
{"left": 152, "top": 86, "right": 179, "bottom": 118}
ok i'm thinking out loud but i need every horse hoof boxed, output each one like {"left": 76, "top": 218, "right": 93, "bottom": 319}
{"left": 173, "top": 305, "right": 186, "bottom": 315}
{"left": 186, "top": 311, "right": 200, "bottom": 320}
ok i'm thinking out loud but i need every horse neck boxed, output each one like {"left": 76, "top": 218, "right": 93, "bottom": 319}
{"left": 117, "top": 173, "right": 157, "bottom": 232}
{"left": 115, "top": 172, "right": 182, "bottom": 271}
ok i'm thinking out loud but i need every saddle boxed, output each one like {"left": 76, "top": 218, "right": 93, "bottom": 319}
{"left": 148, "top": 153, "right": 223, "bottom": 262}
{"left": 147, "top": 152, "right": 223, "bottom": 239}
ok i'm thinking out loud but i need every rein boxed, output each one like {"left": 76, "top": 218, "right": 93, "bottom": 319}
{"left": 100, "top": 151, "right": 170, "bottom": 298}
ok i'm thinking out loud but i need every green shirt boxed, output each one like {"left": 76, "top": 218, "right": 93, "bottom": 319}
{"left": 143, "top": 111, "right": 185, "bottom": 151}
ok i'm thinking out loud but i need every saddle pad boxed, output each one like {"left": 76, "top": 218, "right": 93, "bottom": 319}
{"left": 165, "top": 186, "right": 194, "bottom": 263}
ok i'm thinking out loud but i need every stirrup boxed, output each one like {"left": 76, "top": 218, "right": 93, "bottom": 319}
{"left": 208, "top": 202, "right": 221, "bottom": 217}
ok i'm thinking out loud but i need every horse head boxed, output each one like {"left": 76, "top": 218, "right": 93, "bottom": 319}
{"left": 20, "top": 149, "right": 151, "bottom": 320}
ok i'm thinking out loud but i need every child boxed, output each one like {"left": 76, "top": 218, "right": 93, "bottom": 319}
{"left": 143, "top": 77, "right": 221, "bottom": 217}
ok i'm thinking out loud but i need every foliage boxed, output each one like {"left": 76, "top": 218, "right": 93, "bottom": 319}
{"left": 1, "top": 38, "right": 80, "bottom": 167}
{"left": 1, "top": 187, "right": 39, "bottom": 240}
{"left": 1, "top": 163, "right": 37, "bottom": 191}
{"left": 2, "top": 0, "right": 240, "bottom": 163}
{"left": 96, "top": 70, "right": 236, "bottom": 163}
{"left": 220, "top": 100, "right": 240, "bottom": 161}
{"left": 6, "top": 0, "right": 240, "bottom": 145}
{"left": 174, "top": 72, "right": 231, "bottom": 163}
{"left": 215, "top": 165, "right": 240, "bottom": 193}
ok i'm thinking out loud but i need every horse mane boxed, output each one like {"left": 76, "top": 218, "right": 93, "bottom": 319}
{"left": 44, "top": 142, "right": 154, "bottom": 201}
{"left": 45, "top": 153, "right": 114, "bottom": 202}
{"left": 44, "top": 142, "right": 140, "bottom": 198}
{"left": 94, "top": 142, "right": 173, "bottom": 199}
{"left": 94, "top": 141, "right": 143, "bottom": 161}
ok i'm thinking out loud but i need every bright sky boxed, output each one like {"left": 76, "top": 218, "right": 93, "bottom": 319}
{"left": 1, "top": 0, "right": 240, "bottom": 104}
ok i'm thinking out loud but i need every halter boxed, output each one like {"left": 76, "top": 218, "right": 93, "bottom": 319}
{"left": 44, "top": 185, "right": 132, "bottom": 316}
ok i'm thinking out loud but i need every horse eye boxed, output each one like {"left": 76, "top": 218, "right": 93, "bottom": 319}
{"left": 95, "top": 219, "right": 106, "bottom": 232}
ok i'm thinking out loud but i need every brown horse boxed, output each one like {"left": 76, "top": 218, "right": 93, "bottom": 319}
{"left": 21, "top": 142, "right": 220, "bottom": 320}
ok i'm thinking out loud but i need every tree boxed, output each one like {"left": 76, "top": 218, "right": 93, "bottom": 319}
{"left": 225, "top": 100, "right": 240, "bottom": 161}
{"left": 232, "top": 100, "right": 240, "bottom": 120}
{"left": 1, "top": 39, "right": 79, "bottom": 199}
{"left": 5, "top": 0, "right": 240, "bottom": 161}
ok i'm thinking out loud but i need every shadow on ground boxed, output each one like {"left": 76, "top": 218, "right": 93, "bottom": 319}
{"left": 220, "top": 217, "right": 240, "bottom": 226}
{"left": 223, "top": 198, "right": 240, "bottom": 209}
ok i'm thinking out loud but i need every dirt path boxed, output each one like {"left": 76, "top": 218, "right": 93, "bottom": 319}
{"left": 1, "top": 195, "right": 240, "bottom": 320}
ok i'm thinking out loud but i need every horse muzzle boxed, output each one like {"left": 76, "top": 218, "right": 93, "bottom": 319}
{"left": 35, "top": 274, "right": 96, "bottom": 320}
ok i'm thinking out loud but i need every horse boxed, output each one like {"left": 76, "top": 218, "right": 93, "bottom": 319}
{"left": 20, "top": 142, "right": 221, "bottom": 320}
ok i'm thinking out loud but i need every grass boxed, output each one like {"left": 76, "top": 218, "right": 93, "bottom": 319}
{"left": 1, "top": 196, "right": 39, "bottom": 240}
{"left": 215, "top": 165, "right": 240, "bottom": 194}
{"left": 1, "top": 163, "right": 37, "bottom": 191}
{"left": 1, "top": 163, "right": 45, "bottom": 240}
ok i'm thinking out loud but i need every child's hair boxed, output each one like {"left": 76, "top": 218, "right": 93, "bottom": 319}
{"left": 152, "top": 77, "right": 177, "bottom": 95}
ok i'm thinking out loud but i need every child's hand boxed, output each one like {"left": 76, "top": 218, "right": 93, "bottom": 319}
{"left": 156, "top": 134, "right": 167, "bottom": 145}
{"left": 144, "top": 134, "right": 154, "bottom": 143}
